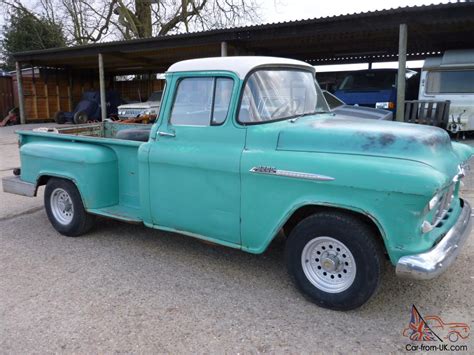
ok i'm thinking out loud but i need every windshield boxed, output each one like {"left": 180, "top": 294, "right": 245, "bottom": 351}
{"left": 338, "top": 71, "right": 396, "bottom": 91}
{"left": 148, "top": 91, "right": 163, "bottom": 102}
{"left": 238, "top": 69, "right": 328, "bottom": 124}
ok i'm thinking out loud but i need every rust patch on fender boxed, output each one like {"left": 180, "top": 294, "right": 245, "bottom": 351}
{"left": 357, "top": 132, "right": 397, "bottom": 150}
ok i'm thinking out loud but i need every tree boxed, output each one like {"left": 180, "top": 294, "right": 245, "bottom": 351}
{"left": 1, "top": 0, "right": 261, "bottom": 46}
{"left": 113, "top": 0, "right": 261, "bottom": 39}
{"left": 60, "top": 0, "right": 118, "bottom": 44}
{"left": 1, "top": 3, "right": 66, "bottom": 70}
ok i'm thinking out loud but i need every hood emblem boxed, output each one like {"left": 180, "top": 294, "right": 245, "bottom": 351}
{"left": 250, "top": 166, "right": 335, "bottom": 181}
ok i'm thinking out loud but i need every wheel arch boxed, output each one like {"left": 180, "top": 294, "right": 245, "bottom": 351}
{"left": 280, "top": 203, "right": 388, "bottom": 254}
{"left": 36, "top": 173, "right": 87, "bottom": 207}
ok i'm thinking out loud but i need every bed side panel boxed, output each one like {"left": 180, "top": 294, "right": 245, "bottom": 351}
{"left": 20, "top": 140, "right": 119, "bottom": 209}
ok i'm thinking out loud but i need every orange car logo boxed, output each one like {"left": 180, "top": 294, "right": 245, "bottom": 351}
{"left": 402, "top": 305, "right": 470, "bottom": 342}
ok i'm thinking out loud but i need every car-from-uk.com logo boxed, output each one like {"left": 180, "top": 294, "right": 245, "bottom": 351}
{"left": 403, "top": 305, "right": 470, "bottom": 352}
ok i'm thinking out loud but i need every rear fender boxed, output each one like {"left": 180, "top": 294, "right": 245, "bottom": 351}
{"left": 20, "top": 141, "right": 118, "bottom": 209}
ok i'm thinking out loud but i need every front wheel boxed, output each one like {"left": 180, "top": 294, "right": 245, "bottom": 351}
{"left": 44, "top": 178, "right": 95, "bottom": 237}
{"left": 285, "top": 212, "right": 383, "bottom": 311}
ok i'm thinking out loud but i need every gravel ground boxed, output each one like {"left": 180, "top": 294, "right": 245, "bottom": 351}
{"left": 0, "top": 124, "right": 473, "bottom": 353}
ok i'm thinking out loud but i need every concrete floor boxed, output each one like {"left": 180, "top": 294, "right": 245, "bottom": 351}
{"left": 0, "top": 123, "right": 473, "bottom": 353}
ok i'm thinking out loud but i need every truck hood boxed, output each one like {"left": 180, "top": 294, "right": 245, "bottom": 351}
{"left": 118, "top": 101, "right": 160, "bottom": 109}
{"left": 277, "top": 115, "right": 472, "bottom": 177}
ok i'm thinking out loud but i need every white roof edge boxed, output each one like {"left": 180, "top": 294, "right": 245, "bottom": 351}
{"left": 423, "top": 49, "right": 474, "bottom": 69}
{"left": 167, "top": 56, "right": 313, "bottom": 78}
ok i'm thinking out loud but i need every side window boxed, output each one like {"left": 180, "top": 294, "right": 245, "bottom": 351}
{"left": 170, "top": 77, "right": 233, "bottom": 126}
{"left": 212, "top": 78, "right": 233, "bottom": 125}
{"left": 170, "top": 77, "right": 213, "bottom": 126}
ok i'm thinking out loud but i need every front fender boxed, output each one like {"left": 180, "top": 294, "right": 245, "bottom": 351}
{"left": 20, "top": 141, "right": 118, "bottom": 209}
{"left": 240, "top": 141, "right": 460, "bottom": 265}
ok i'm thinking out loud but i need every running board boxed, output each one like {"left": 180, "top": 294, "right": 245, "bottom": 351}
{"left": 88, "top": 205, "right": 142, "bottom": 223}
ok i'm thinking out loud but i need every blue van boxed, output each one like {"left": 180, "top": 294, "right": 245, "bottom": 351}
{"left": 334, "top": 69, "right": 419, "bottom": 113}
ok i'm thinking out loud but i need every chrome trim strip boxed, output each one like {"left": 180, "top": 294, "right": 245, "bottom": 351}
{"left": 2, "top": 175, "right": 36, "bottom": 197}
{"left": 396, "top": 199, "right": 472, "bottom": 280}
{"left": 249, "top": 166, "right": 335, "bottom": 181}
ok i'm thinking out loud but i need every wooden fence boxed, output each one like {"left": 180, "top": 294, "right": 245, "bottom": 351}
{"left": 404, "top": 100, "right": 451, "bottom": 129}
{"left": 0, "top": 76, "right": 14, "bottom": 118}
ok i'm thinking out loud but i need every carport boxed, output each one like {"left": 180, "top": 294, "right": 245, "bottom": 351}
{"left": 12, "top": 2, "right": 474, "bottom": 124}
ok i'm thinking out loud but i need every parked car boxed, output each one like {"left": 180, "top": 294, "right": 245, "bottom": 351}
{"left": 418, "top": 49, "right": 474, "bottom": 133}
{"left": 322, "top": 90, "right": 393, "bottom": 120}
{"left": 54, "top": 90, "right": 122, "bottom": 124}
{"left": 3, "top": 57, "right": 473, "bottom": 311}
{"left": 334, "top": 68, "right": 419, "bottom": 112}
{"left": 117, "top": 91, "right": 162, "bottom": 123}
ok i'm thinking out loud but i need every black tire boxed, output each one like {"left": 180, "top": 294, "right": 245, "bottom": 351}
{"left": 44, "top": 178, "right": 95, "bottom": 237}
{"left": 73, "top": 111, "right": 88, "bottom": 124}
{"left": 285, "top": 212, "right": 383, "bottom": 311}
{"left": 54, "top": 111, "right": 66, "bottom": 124}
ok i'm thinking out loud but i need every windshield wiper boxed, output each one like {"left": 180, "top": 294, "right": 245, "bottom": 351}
{"left": 289, "top": 111, "right": 329, "bottom": 123}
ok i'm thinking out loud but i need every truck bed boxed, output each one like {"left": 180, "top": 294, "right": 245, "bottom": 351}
{"left": 17, "top": 122, "right": 149, "bottom": 222}
{"left": 30, "top": 122, "right": 152, "bottom": 141}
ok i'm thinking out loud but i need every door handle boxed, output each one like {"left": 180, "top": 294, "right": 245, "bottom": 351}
{"left": 158, "top": 131, "right": 176, "bottom": 137}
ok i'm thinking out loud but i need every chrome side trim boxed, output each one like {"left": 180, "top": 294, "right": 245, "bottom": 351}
{"left": 157, "top": 131, "right": 176, "bottom": 137}
{"left": 249, "top": 166, "right": 335, "bottom": 181}
{"left": 2, "top": 175, "right": 36, "bottom": 197}
{"left": 396, "top": 199, "right": 472, "bottom": 280}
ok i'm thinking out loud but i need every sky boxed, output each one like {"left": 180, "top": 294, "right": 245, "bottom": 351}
{"left": 0, "top": 0, "right": 454, "bottom": 27}
{"left": 260, "top": 0, "right": 452, "bottom": 23}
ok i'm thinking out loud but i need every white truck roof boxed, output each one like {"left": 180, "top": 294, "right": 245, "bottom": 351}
{"left": 167, "top": 56, "right": 314, "bottom": 79}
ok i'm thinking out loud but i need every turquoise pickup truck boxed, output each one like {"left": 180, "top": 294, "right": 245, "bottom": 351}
{"left": 3, "top": 57, "right": 473, "bottom": 310}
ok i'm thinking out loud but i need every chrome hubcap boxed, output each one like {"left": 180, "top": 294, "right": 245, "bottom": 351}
{"left": 50, "top": 188, "right": 74, "bottom": 225}
{"left": 301, "top": 236, "right": 356, "bottom": 293}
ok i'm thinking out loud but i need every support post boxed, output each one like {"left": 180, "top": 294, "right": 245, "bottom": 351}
{"left": 221, "top": 41, "right": 228, "bottom": 57}
{"left": 15, "top": 61, "right": 26, "bottom": 124}
{"left": 31, "top": 66, "right": 38, "bottom": 120}
{"left": 98, "top": 53, "right": 107, "bottom": 121}
{"left": 396, "top": 23, "right": 407, "bottom": 122}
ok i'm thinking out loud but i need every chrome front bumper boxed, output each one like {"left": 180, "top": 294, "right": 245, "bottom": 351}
{"left": 2, "top": 175, "right": 36, "bottom": 197}
{"left": 396, "top": 199, "right": 472, "bottom": 280}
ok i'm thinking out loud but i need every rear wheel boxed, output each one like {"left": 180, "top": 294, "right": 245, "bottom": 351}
{"left": 285, "top": 211, "right": 383, "bottom": 311}
{"left": 44, "top": 178, "right": 95, "bottom": 236}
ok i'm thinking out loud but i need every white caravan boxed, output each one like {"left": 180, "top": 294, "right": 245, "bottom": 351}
{"left": 419, "top": 50, "right": 474, "bottom": 133}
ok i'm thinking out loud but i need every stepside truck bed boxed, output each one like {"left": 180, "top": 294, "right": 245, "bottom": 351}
{"left": 14, "top": 122, "right": 150, "bottom": 222}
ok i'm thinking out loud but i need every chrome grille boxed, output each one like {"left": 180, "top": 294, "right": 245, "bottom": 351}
{"left": 433, "top": 183, "right": 455, "bottom": 225}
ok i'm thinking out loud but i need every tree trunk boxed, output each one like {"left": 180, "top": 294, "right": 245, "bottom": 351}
{"left": 135, "top": 0, "right": 152, "bottom": 38}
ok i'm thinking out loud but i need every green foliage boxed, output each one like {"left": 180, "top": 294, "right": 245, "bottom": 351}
{"left": 1, "top": 7, "right": 66, "bottom": 70}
